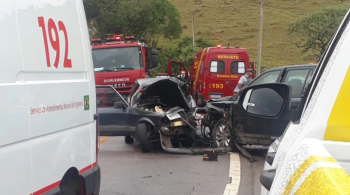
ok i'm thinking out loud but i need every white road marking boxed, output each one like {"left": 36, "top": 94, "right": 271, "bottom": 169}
{"left": 223, "top": 152, "right": 241, "bottom": 195}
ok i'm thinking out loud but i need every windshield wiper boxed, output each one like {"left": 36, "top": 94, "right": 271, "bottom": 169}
{"left": 117, "top": 67, "right": 134, "bottom": 70}
{"left": 95, "top": 69, "right": 112, "bottom": 72}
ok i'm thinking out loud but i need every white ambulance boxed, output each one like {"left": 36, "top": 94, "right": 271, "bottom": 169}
{"left": 246, "top": 9, "right": 350, "bottom": 194}
{"left": 0, "top": 0, "right": 100, "bottom": 194}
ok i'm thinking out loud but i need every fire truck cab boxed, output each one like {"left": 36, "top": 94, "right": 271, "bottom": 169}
{"left": 190, "top": 45, "right": 254, "bottom": 106}
{"left": 91, "top": 34, "right": 158, "bottom": 99}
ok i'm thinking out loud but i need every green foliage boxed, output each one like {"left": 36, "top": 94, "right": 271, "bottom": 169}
{"left": 150, "top": 36, "right": 212, "bottom": 77}
{"left": 288, "top": 6, "right": 349, "bottom": 59}
{"left": 83, "top": 0, "right": 182, "bottom": 46}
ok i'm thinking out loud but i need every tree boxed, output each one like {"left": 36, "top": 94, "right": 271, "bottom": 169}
{"left": 288, "top": 6, "right": 349, "bottom": 58}
{"left": 83, "top": 0, "right": 182, "bottom": 46}
{"left": 150, "top": 36, "right": 213, "bottom": 77}
{"left": 83, "top": 0, "right": 121, "bottom": 38}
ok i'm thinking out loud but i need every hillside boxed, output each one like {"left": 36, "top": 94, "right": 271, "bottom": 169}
{"left": 165, "top": 0, "right": 350, "bottom": 69}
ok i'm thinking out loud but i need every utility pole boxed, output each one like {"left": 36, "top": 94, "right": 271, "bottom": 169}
{"left": 192, "top": 13, "right": 196, "bottom": 47}
{"left": 256, "top": 0, "right": 264, "bottom": 76}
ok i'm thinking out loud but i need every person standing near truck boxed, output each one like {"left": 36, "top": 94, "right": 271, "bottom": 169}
{"left": 234, "top": 69, "right": 253, "bottom": 92}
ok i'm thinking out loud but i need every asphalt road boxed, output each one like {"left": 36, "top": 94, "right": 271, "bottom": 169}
{"left": 98, "top": 137, "right": 231, "bottom": 195}
{"left": 237, "top": 150, "right": 265, "bottom": 195}
{"left": 98, "top": 137, "right": 265, "bottom": 195}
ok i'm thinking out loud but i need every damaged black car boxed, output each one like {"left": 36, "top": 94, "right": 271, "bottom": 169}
{"left": 97, "top": 77, "right": 225, "bottom": 154}
{"left": 199, "top": 64, "right": 317, "bottom": 158}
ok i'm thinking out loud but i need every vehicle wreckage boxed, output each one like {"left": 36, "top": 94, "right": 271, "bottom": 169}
{"left": 97, "top": 77, "right": 228, "bottom": 154}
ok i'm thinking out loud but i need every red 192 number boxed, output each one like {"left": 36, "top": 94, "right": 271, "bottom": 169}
{"left": 38, "top": 17, "right": 72, "bottom": 68}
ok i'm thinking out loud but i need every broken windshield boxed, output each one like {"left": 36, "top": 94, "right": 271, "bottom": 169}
{"left": 92, "top": 46, "right": 143, "bottom": 72}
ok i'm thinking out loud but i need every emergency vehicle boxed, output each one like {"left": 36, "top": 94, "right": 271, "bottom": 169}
{"left": 0, "top": 0, "right": 100, "bottom": 194}
{"left": 242, "top": 9, "right": 350, "bottom": 194}
{"left": 189, "top": 45, "right": 255, "bottom": 106}
{"left": 91, "top": 34, "right": 158, "bottom": 100}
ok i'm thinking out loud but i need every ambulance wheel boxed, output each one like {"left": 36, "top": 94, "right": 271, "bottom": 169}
{"left": 213, "top": 118, "right": 231, "bottom": 150}
{"left": 124, "top": 136, "right": 134, "bottom": 144}
{"left": 59, "top": 187, "right": 76, "bottom": 195}
{"left": 136, "top": 123, "right": 152, "bottom": 153}
{"left": 59, "top": 167, "right": 82, "bottom": 195}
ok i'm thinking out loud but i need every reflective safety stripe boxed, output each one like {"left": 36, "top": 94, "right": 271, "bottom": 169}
{"left": 325, "top": 63, "right": 350, "bottom": 142}
{"left": 282, "top": 156, "right": 336, "bottom": 195}
{"left": 294, "top": 167, "right": 350, "bottom": 195}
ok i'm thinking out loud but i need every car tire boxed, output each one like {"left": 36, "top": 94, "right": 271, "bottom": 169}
{"left": 212, "top": 118, "right": 231, "bottom": 150}
{"left": 229, "top": 135, "right": 239, "bottom": 153}
{"left": 136, "top": 123, "right": 152, "bottom": 153}
{"left": 124, "top": 136, "right": 134, "bottom": 144}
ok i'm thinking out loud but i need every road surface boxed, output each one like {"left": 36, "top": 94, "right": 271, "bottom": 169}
{"left": 98, "top": 137, "right": 265, "bottom": 195}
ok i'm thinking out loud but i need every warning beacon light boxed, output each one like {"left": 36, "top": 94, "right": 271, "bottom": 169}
{"left": 125, "top": 36, "right": 135, "bottom": 41}
{"left": 91, "top": 38, "right": 101, "bottom": 45}
{"left": 217, "top": 45, "right": 222, "bottom": 48}
{"left": 113, "top": 34, "right": 123, "bottom": 41}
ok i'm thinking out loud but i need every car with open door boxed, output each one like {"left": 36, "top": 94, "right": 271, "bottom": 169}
{"left": 198, "top": 64, "right": 317, "bottom": 152}
{"left": 97, "top": 78, "right": 222, "bottom": 154}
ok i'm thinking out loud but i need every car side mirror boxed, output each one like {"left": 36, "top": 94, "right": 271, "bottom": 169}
{"left": 151, "top": 48, "right": 158, "bottom": 68}
{"left": 151, "top": 55, "right": 158, "bottom": 68}
{"left": 240, "top": 83, "right": 291, "bottom": 117}
{"left": 114, "top": 101, "right": 126, "bottom": 109}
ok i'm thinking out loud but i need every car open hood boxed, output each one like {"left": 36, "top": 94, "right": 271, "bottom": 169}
{"left": 138, "top": 78, "right": 191, "bottom": 110}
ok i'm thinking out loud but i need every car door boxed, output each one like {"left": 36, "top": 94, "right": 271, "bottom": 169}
{"left": 96, "top": 85, "right": 130, "bottom": 136}
{"left": 232, "top": 69, "right": 284, "bottom": 143}
{"left": 281, "top": 68, "right": 314, "bottom": 109}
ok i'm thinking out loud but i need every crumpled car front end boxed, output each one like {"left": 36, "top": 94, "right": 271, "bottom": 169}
{"left": 136, "top": 78, "right": 224, "bottom": 154}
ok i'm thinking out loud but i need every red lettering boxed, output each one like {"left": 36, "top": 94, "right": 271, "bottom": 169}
{"left": 48, "top": 18, "right": 60, "bottom": 68}
{"left": 58, "top": 21, "right": 72, "bottom": 68}
{"left": 38, "top": 17, "right": 50, "bottom": 67}
{"left": 38, "top": 17, "right": 72, "bottom": 69}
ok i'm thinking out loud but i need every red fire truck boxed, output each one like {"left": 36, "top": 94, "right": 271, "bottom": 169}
{"left": 190, "top": 45, "right": 255, "bottom": 106}
{"left": 91, "top": 34, "right": 158, "bottom": 99}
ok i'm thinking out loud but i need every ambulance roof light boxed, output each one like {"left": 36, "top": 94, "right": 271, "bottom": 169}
{"left": 217, "top": 45, "right": 222, "bottom": 48}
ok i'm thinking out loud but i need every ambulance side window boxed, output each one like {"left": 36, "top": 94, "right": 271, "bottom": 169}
{"left": 231, "top": 61, "right": 246, "bottom": 74}
{"left": 210, "top": 61, "right": 225, "bottom": 73}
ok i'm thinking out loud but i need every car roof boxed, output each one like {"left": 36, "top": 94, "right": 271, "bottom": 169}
{"left": 135, "top": 77, "right": 185, "bottom": 87}
{"left": 264, "top": 64, "right": 317, "bottom": 72}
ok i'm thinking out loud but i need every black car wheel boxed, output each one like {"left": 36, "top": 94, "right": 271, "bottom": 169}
{"left": 213, "top": 118, "right": 231, "bottom": 149}
{"left": 124, "top": 136, "right": 134, "bottom": 144}
{"left": 136, "top": 123, "right": 152, "bottom": 153}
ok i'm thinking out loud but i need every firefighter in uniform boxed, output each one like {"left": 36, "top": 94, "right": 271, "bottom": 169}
{"left": 234, "top": 69, "right": 253, "bottom": 93}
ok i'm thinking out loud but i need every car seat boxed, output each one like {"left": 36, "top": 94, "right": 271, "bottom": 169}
{"left": 287, "top": 79, "right": 303, "bottom": 98}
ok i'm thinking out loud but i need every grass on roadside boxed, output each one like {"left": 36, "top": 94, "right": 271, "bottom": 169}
{"left": 161, "top": 0, "right": 350, "bottom": 69}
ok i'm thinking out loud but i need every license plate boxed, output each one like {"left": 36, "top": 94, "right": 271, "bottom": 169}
{"left": 210, "top": 95, "right": 221, "bottom": 99}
